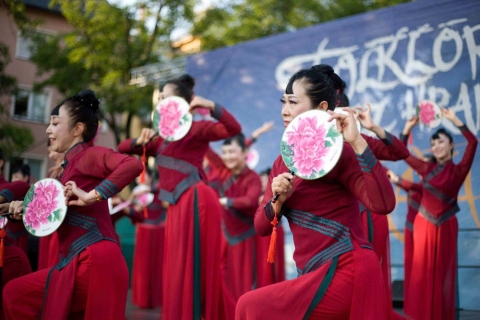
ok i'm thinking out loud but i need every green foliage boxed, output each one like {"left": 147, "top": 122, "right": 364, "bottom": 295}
{"left": 28, "top": 0, "right": 195, "bottom": 144}
{"left": 193, "top": 0, "right": 412, "bottom": 51}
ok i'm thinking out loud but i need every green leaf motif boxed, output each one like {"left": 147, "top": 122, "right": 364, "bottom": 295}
{"left": 48, "top": 215, "right": 53, "bottom": 222}
{"left": 53, "top": 209, "right": 62, "bottom": 222}
{"left": 153, "top": 111, "right": 160, "bottom": 130}
{"left": 326, "top": 126, "right": 340, "bottom": 143}
{"left": 325, "top": 140, "right": 332, "bottom": 148}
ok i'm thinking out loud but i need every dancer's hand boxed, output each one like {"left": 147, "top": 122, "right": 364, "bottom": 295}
{"left": 386, "top": 170, "right": 399, "bottom": 183}
{"left": 136, "top": 128, "right": 157, "bottom": 146}
{"left": 271, "top": 172, "right": 295, "bottom": 206}
{"left": 328, "top": 108, "right": 367, "bottom": 154}
{"left": 190, "top": 96, "right": 215, "bottom": 112}
{"left": 252, "top": 121, "right": 274, "bottom": 139}
{"left": 64, "top": 181, "right": 98, "bottom": 206}
{"left": 8, "top": 201, "right": 23, "bottom": 220}
{"left": 403, "top": 116, "right": 418, "bottom": 135}
{"left": 441, "top": 108, "right": 463, "bottom": 126}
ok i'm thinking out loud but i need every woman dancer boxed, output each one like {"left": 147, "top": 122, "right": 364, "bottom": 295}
{"left": 118, "top": 74, "right": 241, "bottom": 320}
{"left": 236, "top": 65, "right": 395, "bottom": 319}
{"left": 4, "top": 89, "right": 143, "bottom": 319}
{"left": 402, "top": 109, "right": 477, "bottom": 320}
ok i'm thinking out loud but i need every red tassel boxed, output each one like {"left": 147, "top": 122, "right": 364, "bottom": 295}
{"left": 143, "top": 206, "right": 149, "bottom": 219}
{"left": 267, "top": 202, "right": 279, "bottom": 264}
{"left": 0, "top": 228, "right": 6, "bottom": 267}
{"left": 140, "top": 146, "right": 147, "bottom": 184}
{"left": 408, "top": 132, "right": 413, "bottom": 146}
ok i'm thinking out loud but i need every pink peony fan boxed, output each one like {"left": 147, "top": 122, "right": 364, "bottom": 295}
{"left": 281, "top": 110, "right": 343, "bottom": 180}
{"left": 153, "top": 96, "right": 193, "bottom": 141}
{"left": 22, "top": 178, "right": 67, "bottom": 237}
{"left": 417, "top": 100, "right": 442, "bottom": 128}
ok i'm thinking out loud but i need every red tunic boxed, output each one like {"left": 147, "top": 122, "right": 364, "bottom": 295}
{"left": 236, "top": 143, "right": 395, "bottom": 319}
{"left": 205, "top": 149, "right": 265, "bottom": 319}
{"left": 394, "top": 177, "right": 421, "bottom": 316}
{"left": 130, "top": 191, "right": 167, "bottom": 309}
{"left": 3, "top": 142, "right": 143, "bottom": 320}
{"left": 118, "top": 104, "right": 241, "bottom": 320}
{"left": 37, "top": 232, "right": 59, "bottom": 270}
{"left": 405, "top": 125, "right": 477, "bottom": 320}
{"left": 359, "top": 131, "right": 410, "bottom": 320}
{"left": 0, "top": 177, "right": 30, "bottom": 253}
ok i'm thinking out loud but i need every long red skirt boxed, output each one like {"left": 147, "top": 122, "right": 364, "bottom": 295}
{"left": 3, "top": 240, "right": 128, "bottom": 320}
{"left": 132, "top": 223, "right": 165, "bottom": 308}
{"left": 37, "top": 232, "right": 59, "bottom": 270}
{"left": 360, "top": 211, "right": 399, "bottom": 320}
{"left": 161, "top": 182, "right": 224, "bottom": 320}
{"left": 0, "top": 245, "right": 33, "bottom": 320}
{"left": 256, "top": 225, "right": 286, "bottom": 287}
{"left": 403, "top": 224, "right": 413, "bottom": 316}
{"left": 407, "top": 215, "right": 457, "bottom": 320}
{"left": 236, "top": 241, "right": 387, "bottom": 320}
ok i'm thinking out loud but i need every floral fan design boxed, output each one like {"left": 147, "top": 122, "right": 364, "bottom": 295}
{"left": 417, "top": 100, "right": 442, "bottom": 128}
{"left": 281, "top": 110, "right": 343, "bottom": 180}
{"left": 22, "top": 178, "right": 67, "bottom": 237}
{"left": 153, "top": 96, "right": 193, "bottom": 141}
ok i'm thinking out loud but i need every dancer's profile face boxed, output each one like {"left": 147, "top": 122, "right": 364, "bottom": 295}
{"left": 46, "top": 106, "right": 79, "bottom": 154}
{"left": 281, "top": 80, "right": 314, "bottom": 128}
{"left": 160, "top": 84, "right": 177, "bottom": 100}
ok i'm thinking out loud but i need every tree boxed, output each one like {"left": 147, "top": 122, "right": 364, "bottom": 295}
{"left": 192, "top": 0, "right": 412, "bottom": 51}
{"left": 29, "top": 0, "right": 195, "bottom": 145}
{"left": 0, "top": 1, "right": 35, "bottom": 159}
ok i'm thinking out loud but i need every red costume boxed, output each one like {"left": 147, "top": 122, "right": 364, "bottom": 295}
{"left": 37, "top": 233, "right": 59, "bottom": 270}
{"left": 404, "top": 125, "right": 477, "bottom": 320}
{"left": 0, "top": 178, "right": 30, "bottom": 253}
{"left": 130, "top": 191, "right": 167, "bottom": 309}
{"left": 118, "top": 103, "right": 241, "bottom": 320}
{"left": 236, "top": 143, "right": 395, "bottom": 319}
{"left": 3, "top": 143, "right": 143, "bottom": 319}
{"left": 205, "top": 148, "right": 264, "bottom": 319}
{"left": 0, "top": 178, "right": 33, "bottom": 319}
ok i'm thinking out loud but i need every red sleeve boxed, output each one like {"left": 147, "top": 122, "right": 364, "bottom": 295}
{"left": 227, "top": 174, "right": 262, "bottom": 216}
{"left": 196, "top": 104, "right": 241, "bottom": 142}
{"left": 205, "top": 148, "right": 229, "bottom": 180}
{"left": 255, "top": 157, "right": 284, "bottom": 236}
{"left": 117, "top": 137, "right": 163, "bottom": 158}
{"left": 455, "top": 125, "right": 478, "bottom": 181}
{"left": 94, "top": 149, "right": 144, "bottom": 199}
{"left": 338, "top": 144, "right": 395, "bottom": 215}
{"left": 404, "top": 155, "right": 433, "bottom": 177}
{"left": 395, "top": 177, "right": 422, "bottom": 192}
{"left": 362, "top": 131, "right": 410, "bottom": 161}
{"left": 0, "top": 181, "right": 30, "bottom": 202}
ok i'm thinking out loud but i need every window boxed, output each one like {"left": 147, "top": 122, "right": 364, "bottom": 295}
{"left": 16, "top": 30, "right": 55, "bottom": 60}
{"left": 13, "top": 88, "right": 50, "bottom": 123}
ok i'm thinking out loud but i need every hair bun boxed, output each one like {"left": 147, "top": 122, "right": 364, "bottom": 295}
{"left": 178, "top": 74, "right": 195, "bottom": 91}
{"left": 75, "top": 89, "right": 99, "bottom": 112}
{"left": 311, "top": 64, "right": 334, "bottom": 76}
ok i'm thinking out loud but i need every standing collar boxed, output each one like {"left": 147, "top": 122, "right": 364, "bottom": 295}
{"left": 62, "top": 142, "right": 90, "bottom": 168}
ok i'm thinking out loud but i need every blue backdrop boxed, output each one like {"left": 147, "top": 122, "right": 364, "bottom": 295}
{"left": 187, "top": 0, "right": 480, "bottom": 310}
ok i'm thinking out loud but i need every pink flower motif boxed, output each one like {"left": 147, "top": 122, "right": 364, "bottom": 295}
{"left": 419, "top": 101, "right": 436, "bottom": 125}
{"left": 158, "top": 100, "right": 182, "bottom": 138}
{"left": 24, "top": 181, "right": 59, "bottom": 229}
{"left": 285, "top": 116, "right": 329, "bottom": 176}
{"left": 196, "top": 107, "right": 211, "bottom": 118}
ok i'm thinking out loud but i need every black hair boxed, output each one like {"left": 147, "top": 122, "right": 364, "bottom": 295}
{"left": 423, "top": 154, "right": 436, "bottom": 164}
{"left": 223, "top": 133, "right": 246, "bottom": 151}
{"left": 285, "top": 64, "right": 344, "bottom": 111}
{"left": 260, "top": 167, "right": 271, "bottom": 176}
{"left": 51, "top": 89, "right": 99, "bottom": 142}
{"left": 11, "top": 164, "right": 31, "bottom": 178}
{"left": 163, "top": 74, "right": 195, "bottom": 103}
{"left": 431, "top": 128, "right": 454, "bottom": 155}
{"left": 337, "top": 81, "right": 349, "bottom": 107}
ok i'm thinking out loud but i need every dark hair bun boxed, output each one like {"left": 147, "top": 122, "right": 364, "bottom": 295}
{"left": 178, "top": 74, "right": 195, "bottom": 91}
{"left": 76, "top": 89, "right": 99, "bottom": 113}
{"left": 311, "top": 64, "right": 343, "bottom": 90}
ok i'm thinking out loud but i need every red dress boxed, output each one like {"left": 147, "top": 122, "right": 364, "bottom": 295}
{"left": 118, "top": 103, "right": 241, "bottom": 320}
{"left": 3, "top": 143, "right": 143, "bottom": 320}
{"left": 0, "top": 178, "right": 33, "bottom": 320}
{"left": 236, "top": 143, "right": 395, "bottom": 319}
{"left": 205, "top": 149, "right": 264, "bottom": 319}
{"left": 405, "top": 125, "right": 477, "bottom": 320}
{"left": 393, "top": 177, "right": 421, "bottom": 316}
{"left": 130, "top": 191, "right": 167, "bottom": 309}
